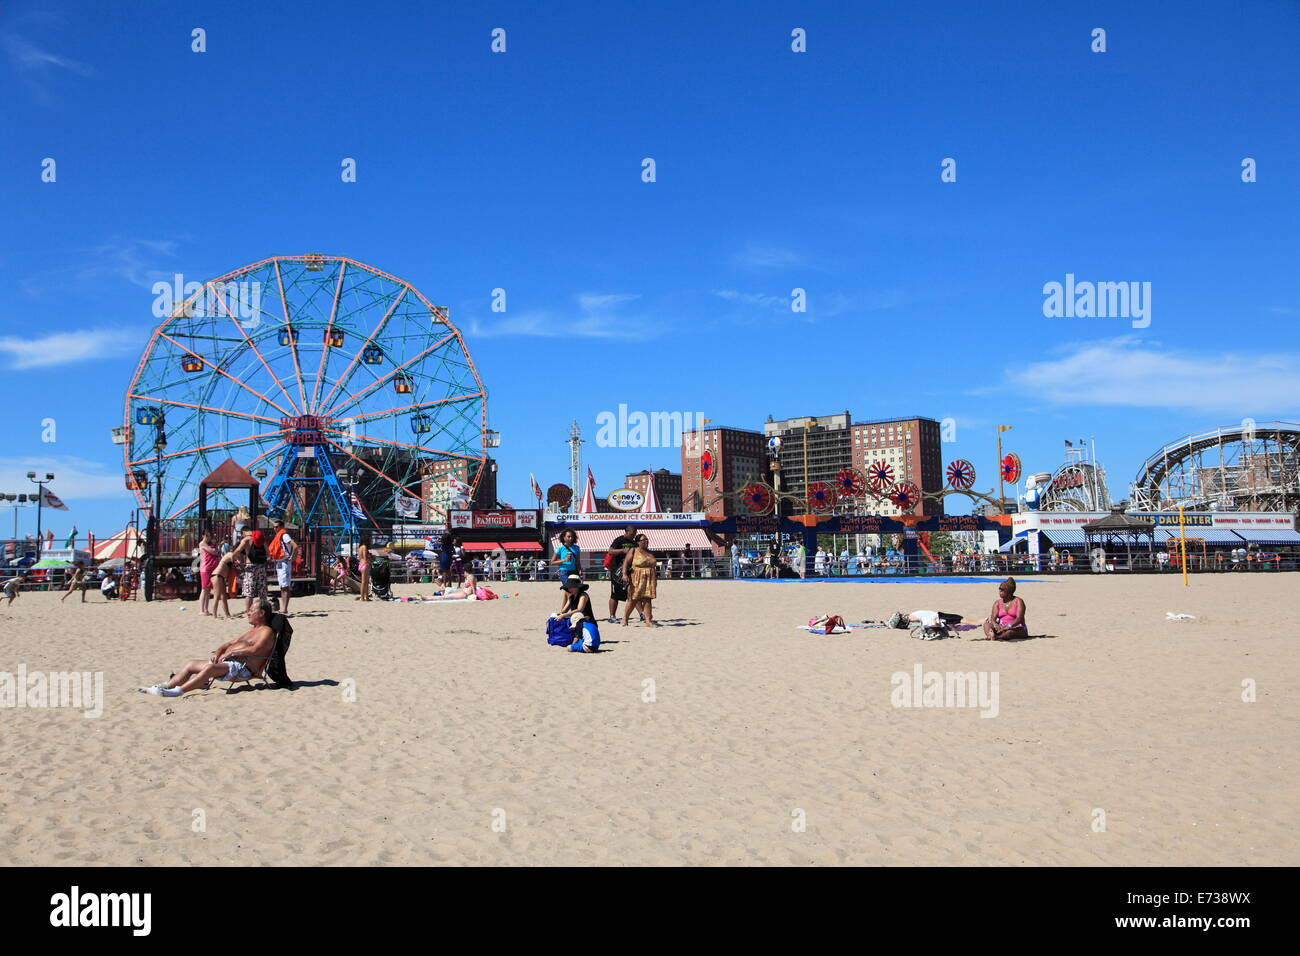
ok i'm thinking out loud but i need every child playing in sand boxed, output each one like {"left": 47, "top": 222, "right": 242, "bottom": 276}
{"left": 977, "top": 577, "right": 1028, "bottom": 640}
{"left": 3, "top": 572, "right": 27, "bottom": 605}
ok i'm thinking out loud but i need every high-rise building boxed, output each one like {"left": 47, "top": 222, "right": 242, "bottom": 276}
{"left": 850, "top": 416, "right": 944, "bottom": 516}
{"left": 625, "top": 469, "right": 683, "bottom": 512}
{"left": 420, "top": 456, "right": 496, "bottom": 519}
{"left": 680, "top": 425, "right": 769, "bottom": 518}
{"left": 763, "top": 412, "right": 854, "bottom": 496}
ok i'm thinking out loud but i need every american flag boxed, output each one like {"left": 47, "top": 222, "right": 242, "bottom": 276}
{"left": 348, "top": 491, "right": 367, "bottom": 520}
{"left": 529, "top": 473, "right": 542, "bottom": 503}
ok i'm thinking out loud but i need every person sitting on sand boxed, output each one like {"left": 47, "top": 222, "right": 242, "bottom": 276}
{"left": 978, "top": 577, "right": 1027, "bottom": 641}
{"left": 139, "top": 601, "right": 277, "bottom": 697}
{"left": 553, "top": 573, "right": 601, "bottom": 652}
{"left": 99, "top": 571, "right": 118, "bottom": 601}
{"left": 430, "top": 569, "right": 478, "bottom": 600}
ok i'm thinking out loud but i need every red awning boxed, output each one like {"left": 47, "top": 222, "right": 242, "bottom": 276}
{"left": 460, "top": 542, "right": 499, "bottom": 552}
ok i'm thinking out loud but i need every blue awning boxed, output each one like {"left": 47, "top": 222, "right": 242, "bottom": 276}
{"left": 1155, "top": 529, "right": 1245, "bottom": 545}
{"left": 1039, "top": 529, "right": 1088, "bottom": 548}
{"left": 1230, "top": 529, "right": 1300, "bottom": 546}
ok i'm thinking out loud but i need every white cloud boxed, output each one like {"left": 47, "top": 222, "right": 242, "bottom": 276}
{"left": 0, "top": 456, "right": 129, "bottom": 502}
{"left": 468, "top": 292, "right": 653, "bottom": 340}
{"left": 713, "top": 289, "right": 788, "bottom": 310}
{"left": 1005, "top": 337, "right": 1300, "bottom": 413}
{"left": 0, "top": 329, "right": 138, "bottom": 369}
{"left": 730, "top": 242, "right": 808, "bottom": 270}
{"left": 1, "top": 32, "right": 92, "bottom": 76}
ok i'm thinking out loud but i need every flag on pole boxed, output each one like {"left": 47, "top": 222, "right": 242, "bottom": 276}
{"left": 65, "top": 526, "right": 77, "bottom": 548}
{"left": 41, "top": 487, "right": 69, "bottom": 510}
{"left": 529, "top": 473, "right": 542, "bottom": 504}
{"left": 45, "top": 529, "right": 54, "bottom": 551}
{"left": 348, "top": 491, "right": 367, "bottom": 520}
{"left": 394, "top": 494, "right": 420, "bottom": 519}
{"left": 448, "top": 477, "right": 473, "bottom": 510}
{"left": 1065, "top": 440, "right": 1073, "bottom": 447}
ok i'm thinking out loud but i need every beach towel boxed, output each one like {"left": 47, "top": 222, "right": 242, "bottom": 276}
{"left": 796, "top": 623, "right": 869, "bottom": 634}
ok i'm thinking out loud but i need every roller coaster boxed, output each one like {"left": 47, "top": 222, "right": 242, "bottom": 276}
{"left": 1130, "top": 421, "right": 1300, "bottom": 513}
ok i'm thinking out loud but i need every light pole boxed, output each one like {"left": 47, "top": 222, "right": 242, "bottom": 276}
{"left": 2, "top": 492, "right": 33, "bottom": 542}
{"left": 338, "top": 467, "right": 360, "bottom": 559}
{"left": 767, "top": 436, "right": 783, "bottom": 574}
{"left": 996, "top": 425, "right": 1014, "bottom": 512}
{"left": 144, "top": 416, "right": 166, "bottom": 602}
{"left": 26, "top": 472, "right": 55, "bottom": 555}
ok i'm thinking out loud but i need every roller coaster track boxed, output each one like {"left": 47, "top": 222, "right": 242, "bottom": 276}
{"left": 1131, "top": 421, "right": 1300, "bottom": 512}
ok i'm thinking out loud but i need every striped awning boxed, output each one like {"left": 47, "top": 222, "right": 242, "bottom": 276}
{"left": 1229, "top": 529, "right": 1300, "bottom": 546}
{"left": 1039, "top": 529, "right": 1088, "bottom": 548}
{"left": 1155, "top": 529, "right": 1248, "bottom": 545}
{"left": 554, "top": 529, "right": 713, "bottom": 552}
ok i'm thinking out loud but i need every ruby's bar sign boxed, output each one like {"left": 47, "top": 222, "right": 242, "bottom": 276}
{"left": 450, "top": 510, "right": 540, "bottom": 529}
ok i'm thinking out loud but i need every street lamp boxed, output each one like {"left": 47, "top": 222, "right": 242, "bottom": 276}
{"left": 144, "top": 416, "right": 166, "bottom": 602}
{"left": 338, "top": 467, "right": 359, "bottom": 557}
{"left": 27, "top": 472, "right": 55, "bottom": 556}
{"left": 767, "top": 436, "right": 784, "bottom": 573}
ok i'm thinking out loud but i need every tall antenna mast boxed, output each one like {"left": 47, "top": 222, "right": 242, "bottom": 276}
{"left": 567, "top": 420, "right": 583, "bottom": 513}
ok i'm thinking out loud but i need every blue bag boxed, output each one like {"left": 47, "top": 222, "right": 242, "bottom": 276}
{"left": 546, "top": 617, "right": 575, "bottom": 647}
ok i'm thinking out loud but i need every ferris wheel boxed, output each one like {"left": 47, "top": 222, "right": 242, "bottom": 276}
{"left": 120, "top": 254, "right": 488, "bottom": 532}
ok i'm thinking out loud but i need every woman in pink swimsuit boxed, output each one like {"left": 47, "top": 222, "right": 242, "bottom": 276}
{"left": 980, "top": 577, "right": 1028, "bottom": 640}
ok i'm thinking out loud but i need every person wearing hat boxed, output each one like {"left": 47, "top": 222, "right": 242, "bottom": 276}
{"left": 555, "top": 574, "right": 600, "bottom": 653}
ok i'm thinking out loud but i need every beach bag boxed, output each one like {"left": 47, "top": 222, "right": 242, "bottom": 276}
{"left": 546, "top": 616, "right": 575, "bottom": 647}
{"left": 475, "top": 587, "right": 498, "bottom": 600}
{"left": 911, "top": 625, "right": 948, "bottom": 641}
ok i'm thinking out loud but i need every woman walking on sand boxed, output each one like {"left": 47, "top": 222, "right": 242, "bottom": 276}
{"left": 210, "top": 547, "right": 241, "bottom": 619}
{"left": 239, "top": 530, "right": 270, "bottom": 616}
{"left": 621, "top": 533, "right": 661, "bottom": 627}
{"left": 357, "top": 541, "right": 372, "bottom": 601}
{"left": 198, "top": 531, "right": 220, "bottom": 616}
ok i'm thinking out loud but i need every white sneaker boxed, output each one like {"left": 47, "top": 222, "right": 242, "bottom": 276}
{"left": 139, "top": 684, "right": 165, "bottom": 695}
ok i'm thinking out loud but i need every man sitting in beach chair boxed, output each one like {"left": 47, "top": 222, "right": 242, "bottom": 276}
{"left": 139, "top": 600, "right": 284, "bottom": 697}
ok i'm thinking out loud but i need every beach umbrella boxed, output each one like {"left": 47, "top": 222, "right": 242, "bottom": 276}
{"left": 32, "top": 557, "right": 73, "bottom": 569}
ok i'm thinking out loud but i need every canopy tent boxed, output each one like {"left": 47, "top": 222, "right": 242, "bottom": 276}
{"left": 640, "top": 476, "right": 662, "bottom": 513}
{"left": 92, "top": 526, "right": 143, "bottom": 562}
{"left": 1081, "top": 508, "right": 1156, "bottom": 569}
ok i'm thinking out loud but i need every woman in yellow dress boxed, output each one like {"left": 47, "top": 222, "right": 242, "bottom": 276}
{"left": 621, "top": 533, "right": 661, "bottom": 627}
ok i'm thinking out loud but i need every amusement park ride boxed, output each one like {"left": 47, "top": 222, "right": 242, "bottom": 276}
{"left": 1129, "top": 421, "right": 1300, "bottom": 514}
{"left": 712, "top": 435, "right": 1012, "bottom": 522}
{"left": 116, "top": 255, "right": 489, "bottom": 540}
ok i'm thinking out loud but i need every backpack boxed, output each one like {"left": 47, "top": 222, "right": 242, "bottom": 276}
{"left": 267, "top": 529, "right": 286, "bottom": 561}
{"left": 546, "top": 616, "right": 576, "bottom": 647}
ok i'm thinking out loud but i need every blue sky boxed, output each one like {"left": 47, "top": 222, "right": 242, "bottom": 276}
{"left": 2, "top": 0, "right": 1299, "bottom": 536}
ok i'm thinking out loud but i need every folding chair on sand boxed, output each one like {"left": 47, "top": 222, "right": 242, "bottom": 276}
{"left": 207, "top": 612, "right": 296, "bottom": 692}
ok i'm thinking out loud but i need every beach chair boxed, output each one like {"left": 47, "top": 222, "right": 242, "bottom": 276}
{"left": 208, "top": 613, "right": 295, "bottom": 691}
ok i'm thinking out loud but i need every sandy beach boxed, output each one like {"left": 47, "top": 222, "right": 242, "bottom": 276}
{"left": 1, "top": 574, "right": 1295, "bottom": 866}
